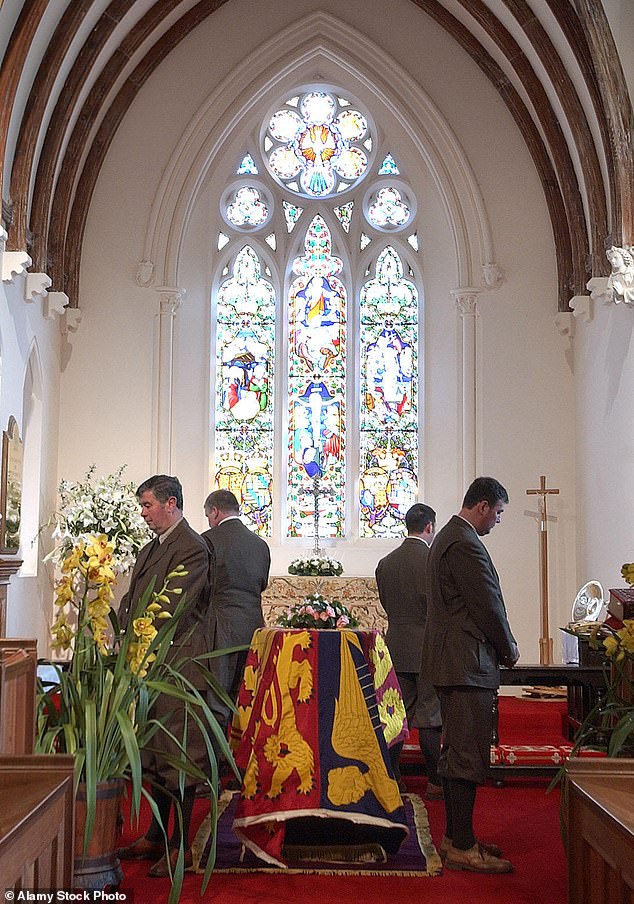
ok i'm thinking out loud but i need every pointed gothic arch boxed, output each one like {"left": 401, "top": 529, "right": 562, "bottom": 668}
{"left": 138, "top": 11, "right": 500, "bottom": 296}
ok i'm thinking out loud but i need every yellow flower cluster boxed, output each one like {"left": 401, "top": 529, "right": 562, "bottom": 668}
{"left": 621, "top": 563, "right": 634, "bottom": 586}
{"left": 128, "top": 602, "right": 172, "bottom": 677}
{"left": 51, "top": 534, "right": 116, "bottom": 654}
{"left": 603, "top": 619, "right": 634, "bottom": 662}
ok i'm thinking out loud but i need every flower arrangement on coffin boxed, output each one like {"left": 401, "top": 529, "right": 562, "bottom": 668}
{"left": 288, "top": 555, "right": 344, "bottom": 577}
{"left": 45, "top": 465, "right": 152, "bottom": 575}
{"left": 276, "top": 591, "right": 359, "bottom": 629}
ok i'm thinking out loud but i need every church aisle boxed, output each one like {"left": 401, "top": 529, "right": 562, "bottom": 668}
{"left": 117, "top": 773, "right": 566, "bottom": 903}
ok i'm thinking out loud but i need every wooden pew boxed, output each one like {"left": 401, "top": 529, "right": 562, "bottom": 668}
{"left": 0, "top": 755, "right": 75, "bottom": 890}
{"left": 0, "top": 638, "right": 37, "bottom": 755}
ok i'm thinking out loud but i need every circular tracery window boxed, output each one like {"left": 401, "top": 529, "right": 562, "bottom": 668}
{"left": 264, "top": 91, "right": 371, "bottom": 197}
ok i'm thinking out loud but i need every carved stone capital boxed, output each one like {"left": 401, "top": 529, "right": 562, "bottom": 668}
{"left": 136, "top": 259, "right": 155, "bottom": 287}
{"left": 24, "top": 272, "right": 52, "bottom": 303}
{"left": 606, "top": 245, "right": 634, "bottom": 305}
{"left": 156, "top": 286, "right": 185, "bottom": 316}
{"left": 451, "top": 288, "right": 480, "bottom": 317}
{"left": 586, "top": 277, "right": 611, "bottom": 306}
{"left": 45, "top": 291, "right": 69, "bottom": 319}
{"left": 481, "top": 263, "right": 504, "bottom": 289}
{"left": 62, "top": 306, "right": 82, "bottom": 334}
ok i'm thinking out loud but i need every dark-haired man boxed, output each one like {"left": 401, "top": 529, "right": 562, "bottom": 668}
{"left": 117, "top": 475, "right": 214, "bottom": 877}
{"left": 202, "top": 489, "right": 270, "bottom": 732}
{"left": 375, "top": 502, "right": 443, "bottom": 800}
{"left": 421, "top": 477, "right": 519, "bottom": 873}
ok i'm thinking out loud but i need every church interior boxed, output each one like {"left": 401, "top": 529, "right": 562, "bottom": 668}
{"left": 0, "top": 0, "right": 632, "bottom": 899}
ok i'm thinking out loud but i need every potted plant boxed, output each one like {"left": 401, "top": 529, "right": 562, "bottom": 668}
{"left": 37, "top": 469, "right": 236, "bottom": 901}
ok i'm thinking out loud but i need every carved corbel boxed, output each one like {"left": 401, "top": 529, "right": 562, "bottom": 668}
{"left": 24, "top": 272, "right": 52, "bottom": 304}
{"left": 606, "top": 245, "right": 634, "bottom": 305}
{"left": 555, "top": 311, "right": 575, "bottom": 338}
{"left": 136, "top": 259, "right": 155, "bottom": 287}
{"left": 2, "top": 249, "right": 31, "bottom": 284}
{"left": 61, "top": 306, "right": 82, "bottom": 334}
{"left": 569, "top": 294, "right": 593, "bottom": 322}
{"left": 481, "top": 263, "right": 504, "bottom": 289}
{"left": 45, "top": 291, "right": 69, "bottom": 320}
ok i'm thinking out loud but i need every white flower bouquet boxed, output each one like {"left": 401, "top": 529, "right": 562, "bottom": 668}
{"left": 288, "top": 555, "right": 344, "bottom": 577}
{"left": 45, "top": 465, "right": 152, "bottom": 575}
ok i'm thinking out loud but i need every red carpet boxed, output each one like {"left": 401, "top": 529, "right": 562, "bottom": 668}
{"left": 117, "top": 696, "right": 568, "bottom": 903}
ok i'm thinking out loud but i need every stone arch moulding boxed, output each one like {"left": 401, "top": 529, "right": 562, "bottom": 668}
{"left": 137, "top": 11, "right": 500, "bottom": 296}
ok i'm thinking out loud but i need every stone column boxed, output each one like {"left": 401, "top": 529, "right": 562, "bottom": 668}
{"left": 452, "top": 289, "right": 480, "bottom": 489}
{"left": 154, "top": 288, "right": 184, "bottom": 473}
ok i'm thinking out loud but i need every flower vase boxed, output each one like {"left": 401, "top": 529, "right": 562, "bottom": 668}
{"left": 73, "top": 780, "right": 124, "bottom": 890}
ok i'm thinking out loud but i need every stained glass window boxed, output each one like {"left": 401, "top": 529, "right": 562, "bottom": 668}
{"left": 283, "top": 200, "right": 303, "bottom": 232}
{"left": 367, "top": 186, "right": 411, "bottom": 229}
{"left": 334, "top": 201, "right": 353, "bottom": 233}
{"left": 213, "top": 246, "right": 275, "bottom": 535}
{"left": 287, "top": 216, "right": 346, "bottom": 538}
{"left": 378, "top": 154, "right": 399, "bottom": 175}
{"left": 237, "top": 154, "right": 258, "bottom": 174}
{"left": 359, "top": 246, "right": 418, "bottom": 537}
{"left": 225, "top": 186, "right": 269, "bottom": 227}
{"left": 265, "top": 91, "right": 370, "bottom": 197}
{"left": 212, "top": 86, "right": 422, "bottom": 545}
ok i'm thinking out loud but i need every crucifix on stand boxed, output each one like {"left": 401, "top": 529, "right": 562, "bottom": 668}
{"left": 526, "top": 475, "right": 560, "bottom": 665}
{"left": 308, "top": 472, "right": 336, "bottom": 556}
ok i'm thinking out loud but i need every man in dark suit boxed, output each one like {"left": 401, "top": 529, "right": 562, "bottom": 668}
{"left": 117, "top": 475, "right": 213, "bottom": 877}
{"left": 202, "top": 489, "right": 271, "bottom": 732}
{"left": 375, "top": 503, "right": 443, "bottom": 800}
{"left": 421, "top": 477, "right": 519, "bottom": 874}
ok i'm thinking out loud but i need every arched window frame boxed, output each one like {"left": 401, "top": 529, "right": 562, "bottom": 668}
{"left": 211, "top": 86, "right": 424, "bottom": 546}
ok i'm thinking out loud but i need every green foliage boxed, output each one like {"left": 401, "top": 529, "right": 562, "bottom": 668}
{"left": 36, "top": 574, "right": 239, "bottom": 901}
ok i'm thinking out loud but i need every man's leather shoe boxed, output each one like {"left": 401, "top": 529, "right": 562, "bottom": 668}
{"left": 424, "top": 782, "right": 444, "bottom": 800}
{"left": 148, "top": 847, "right": 193, "bottom": 878}
{"left": 117, "top": 836, "right": 164, "bottom": 861}
{"left": 439, "top": 835, "right": 502, "bottom": 859}
{"left": 445, "top": 842, "right": 513, "bottom": 873}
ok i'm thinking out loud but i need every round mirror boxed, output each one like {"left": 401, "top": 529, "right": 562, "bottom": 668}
{"left": 571, "top": 581, "right": 604, "bottom": 622}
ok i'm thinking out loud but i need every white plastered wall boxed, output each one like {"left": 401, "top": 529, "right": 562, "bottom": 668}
{"left": 0, "top": 269, "right": 62, "bottom": 656}
{"left": 54, "top": 0, "right": 582, "bottom": 665}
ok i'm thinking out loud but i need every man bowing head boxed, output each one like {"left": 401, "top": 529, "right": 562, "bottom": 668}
{"left": 117, "top": 475, "right": 213, "bottom": 877}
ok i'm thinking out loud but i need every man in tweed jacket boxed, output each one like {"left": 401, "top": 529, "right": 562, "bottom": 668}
{"left": 421, "top": 477, "right": 519, "bottom": 874}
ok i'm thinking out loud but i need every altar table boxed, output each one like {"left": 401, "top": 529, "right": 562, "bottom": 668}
{"left": 231, "top": 627, "right": 409, "bottom": 866}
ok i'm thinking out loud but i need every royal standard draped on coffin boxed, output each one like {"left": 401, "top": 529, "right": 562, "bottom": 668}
{"left": 231, "top": 627, "right": 408, "bottom": 866}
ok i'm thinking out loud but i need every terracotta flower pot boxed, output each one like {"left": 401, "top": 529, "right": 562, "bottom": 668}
{"left": 74, "top": 779, "right": 124, "bottom": 890}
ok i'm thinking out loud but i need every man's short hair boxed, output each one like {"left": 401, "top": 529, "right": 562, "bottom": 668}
{"left": 405, "top": 503, "right": 436, "bottom": 534}
{"left": 462, "top": 476, "right": 509, "bottom": 509}
{"left": 137, "top": 475, "right": 183, "bottom": 510}
{"left": 204, "top": 488, "right": 240, "bottom": 515}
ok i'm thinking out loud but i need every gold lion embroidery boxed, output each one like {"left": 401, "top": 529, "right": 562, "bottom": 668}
{"left": 243, "top": 630, "right": 316, "bottom": 799}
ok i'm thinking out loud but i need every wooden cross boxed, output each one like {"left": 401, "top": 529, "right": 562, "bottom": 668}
{"left": 526, "top": 475, "right": 560, "bottom": 664}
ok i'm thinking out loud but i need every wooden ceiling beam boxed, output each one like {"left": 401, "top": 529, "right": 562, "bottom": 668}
{"left": 29, "top": 0, "right": 179, "bottom": 276}
{"left": 411, "top": 0, "right": 579, "bottom": 308}
{"left": 555, "top": 0, "right": 633, "bottom": 247}
{"left": 0, "top": 0, "right": 49, "bottom": 223}
{"left": 7, "top": 0, "right": 104, "bottom": 253}
{"left": 56, "top": 0, "right": 229, "bottom": 301}
{"left": 501, "top": 0, "right": 608, "bottom": 277}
